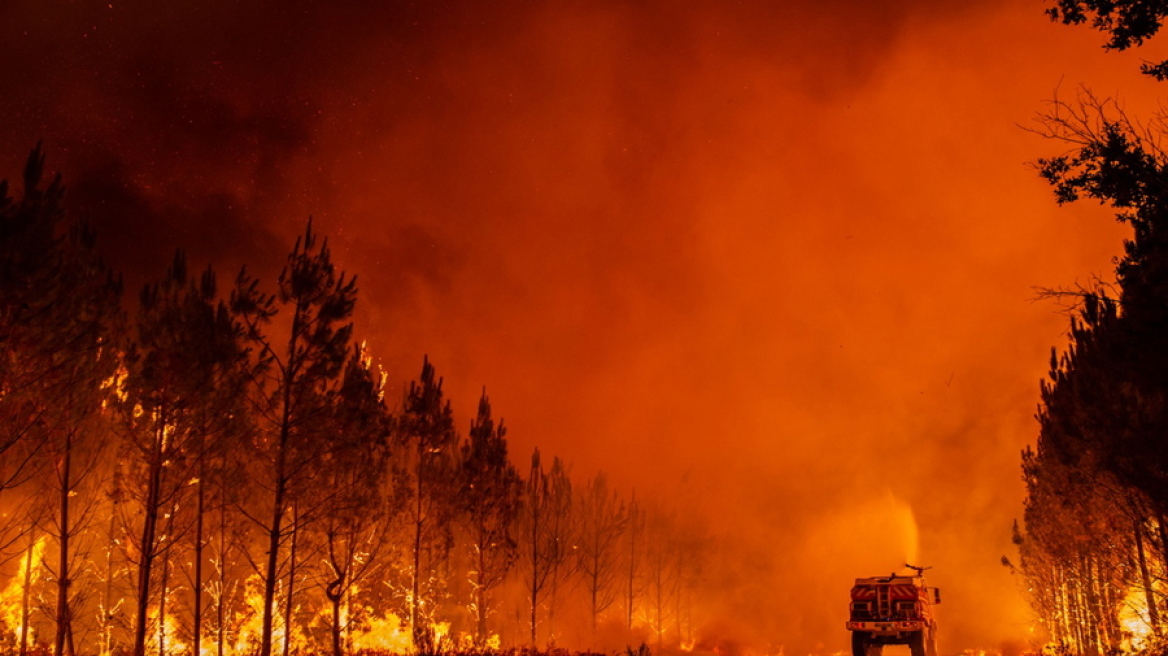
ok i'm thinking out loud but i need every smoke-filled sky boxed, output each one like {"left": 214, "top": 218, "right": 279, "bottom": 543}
{"left": 3, "top": 1, "right": 1166, "bottom": 654}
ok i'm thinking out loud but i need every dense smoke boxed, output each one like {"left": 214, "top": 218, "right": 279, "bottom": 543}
{"left": 2, "top": 1, "right": 1164, "bottom": 654}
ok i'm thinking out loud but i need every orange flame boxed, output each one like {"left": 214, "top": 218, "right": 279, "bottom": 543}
{"left": 147, "top": 603, "right": 190, "bottom": 656}
{"left": 233, "top": 575, "right": 308, "bottom": 656}
{"left": 0, "top": 536, "right": 45, "bottom": 646}
{"left": 1118, "top": 585, "right": 1154, "bottom": 652}
{"left": 348, "top": 610, "right": 413, "bottom": 653}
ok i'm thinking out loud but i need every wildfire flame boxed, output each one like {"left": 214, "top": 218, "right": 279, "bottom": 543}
{"left": 101, "top": 364, "right": 129, "bottom": 406}
{"left": 1118, "top": 585, "right": 1154, "bottom": 652}
{"left": 233, "top": 575, "right": 309, "bottom": 656}
{"left": 147, "top": 604, "right": 190, "bottom": 656}
{"left": 0, "top": 535, "right": 45, "bottom": 647}
{"left": 348, "top": 609, "right": 413, "bottom": 653}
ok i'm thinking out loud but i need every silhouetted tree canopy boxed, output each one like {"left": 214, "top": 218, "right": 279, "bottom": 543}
{"left": 1048, "top": 0, "right": 1168, "bottom": 79}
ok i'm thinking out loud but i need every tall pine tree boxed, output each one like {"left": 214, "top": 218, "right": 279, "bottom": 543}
{"left": 231, "top": 219, "right": 357, "bottom": 656}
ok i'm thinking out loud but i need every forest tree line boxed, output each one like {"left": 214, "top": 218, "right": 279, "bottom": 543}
{"left": 0, "top": 148, "right": 712, "bottom": 656}
{"left": 1012, "top": 2, "right": 1168, "bottom": 655}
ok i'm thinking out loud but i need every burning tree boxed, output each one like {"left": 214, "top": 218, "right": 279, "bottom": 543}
{"left": 314, "top": 345, "right": 394, "bottom": 656}
{"left": 117, "top": 252, "right": 248, "bottom": 656}
{"left": 575, "top": 473, "right": 626, "bottom": 637}
{"left": 395, "top": 357, "right": 459, "bottom": 647}
{"left": 0, "top": 147, "right": 123, "bottom": 656}
{"left": 1017, "top": 443, "right": 1142, "bottom": 653}
{"left": 231, "top": 219, "right": 358, "bottom": 656}
{"left": 622, "top": 493, "right": 646, "bottom": 635}
{"left": 643, "top": 504, "right": 677, "bottom": 649}
{"left": 520, "top": 448, "right": 575, "bottom": 647}
{"left": 0, "top": 149, "right": 731, "bottom": 656}
{"left": 457, "top": 390, "right": 521, "bottom": 646}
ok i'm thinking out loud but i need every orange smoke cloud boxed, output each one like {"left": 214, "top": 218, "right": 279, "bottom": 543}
{"left": 1, "top": 0, "right": 1163, "bottom": 654}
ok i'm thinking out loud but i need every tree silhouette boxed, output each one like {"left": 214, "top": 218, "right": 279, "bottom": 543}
{"left": 575, "top": 473, "right": 626, "bottom": 636}
{"left": 457, "top": 390, "right": 521, "bottom": 645}
{"left": 118, "top": 251, "right": 247, "bottom": 656}
{"left": 1034, "top": 95, "right": 1168, "bottom": 515}
{"left": 0, "top": 147, "right": 122, "bottom": 656}
{"left": 622, "top": 493, "right": 646, "bottom": 633}
{"left": 316, "top": 346, "right": 393, "bottom": 656}
{"left": 521, "top": 449, "right": 576, "bottom": 647}
{"left": 396, "top": 356, "right": 458, "bottom": 646}
{"left": 231, "top": 219, "right": 357, "bottom": 656}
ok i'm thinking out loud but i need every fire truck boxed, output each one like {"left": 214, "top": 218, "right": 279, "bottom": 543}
{"left": 846, "top": 565, "right": 940, "bottom": 656}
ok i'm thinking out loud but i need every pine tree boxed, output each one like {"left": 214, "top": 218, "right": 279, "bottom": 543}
{"left": 0, "top": 147, "right": 122, "bottom": 656}
{"left": 231, "top": 219, "right": 357, "bottom": 656}
{"left": 576, "top": 473, "right": 626, "bottom": 637}
{"left": 458, "top": 390, "right": 521, "bottom": 645}
{"left": 119, "top": 252, "right": 247, "bottom": 656}
{"left": 396, "top": 356, "right": 458, "bottom": 647}
{"left": 318, "top": 346, "right": 393, "bottom": 656}
{"left": 521, "top": 449, "right": 576, "bottom": 647}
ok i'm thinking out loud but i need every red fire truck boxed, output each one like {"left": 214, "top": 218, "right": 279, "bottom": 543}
{"left": 846, "top": 565, "right": 940, "bottom": 656}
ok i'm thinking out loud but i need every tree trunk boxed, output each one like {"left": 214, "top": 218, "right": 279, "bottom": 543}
{"left": 159, "top": 537, "right": 171, "bottom": 656}
{"left": 476, "top": 546, "right": 487, "bottom": 645}
{"left": 329, "top": 580, "right": 343, "bottom": 656}
{"left": 1069, "top": 572, "right": 1084, "bottom": 654}
{"left": 331, "top": 597, "right": 342, "bottom": 656}
{"left": 343, "top": 585, "right": 353, "bottom": 655}
{"left": 260, "top": 416, "right": 290, "bottom": 656}
{"left": 260, "top": 484, "right": 285, "bottom": 656}
{"left": 590, "top": 570, "right": 599, "bottom": 636}
{"left": 193, "top": 442, "right": 207, "bottom": 656}
{"left": 1134, "top": 515, "right": 1161, "bottom": 635}
{"left": 529, "top": 508, "right": 538, "bottom": 647}
{"left": 217, "top": 493, "right": 228, "bottom": 656}
{"left": 134, "top": 422, "right": 166, "bottom": 656}
{"left": 626, "top": 500, "right": 638, "bottom": 632}
{"left": 548, "top": 556, "right": 564, "bottom": 649}
{"left": 654, "top": 562, "right": 664, "bottom": 649}
{"left": 1055, "top": 565, "right": 1069, "bottom": 648}
{"left": 54, "top": 429, "right": 72, "bottom": 656}
{"left": 283, "top": 502, "right": 298, "bottom": 656}
{"left": 102, "top": 509, "right": 117, "bottom": 656}
{"left": 1079, "top": 550, "right": 1097, "bottom": 653}
{"left": 66, "top": 617, "right": 76, "bottom": 656}
{"left": 411, "top": 448, "right": 423, "bottom": 644}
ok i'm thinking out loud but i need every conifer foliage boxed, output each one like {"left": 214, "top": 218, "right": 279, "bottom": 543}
{"left": 1047, "top": 0, "right": 1168, "bottom": 79}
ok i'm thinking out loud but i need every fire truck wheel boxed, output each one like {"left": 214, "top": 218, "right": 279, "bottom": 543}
{"left": 909, "top": 632, "right": 926, "bottom": 656}
{"left": 851, "top": 632, "right": 866, "bottom": 656}
{"left": 852, "top": 632, "right": 882, "bottom": 656}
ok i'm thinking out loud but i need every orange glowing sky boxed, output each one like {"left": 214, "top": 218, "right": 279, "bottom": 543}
{"left": 3, "top": 1, "right": 1166, "bottom": 653}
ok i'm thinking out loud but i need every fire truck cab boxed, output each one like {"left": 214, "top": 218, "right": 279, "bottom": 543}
{"left": 846, "top": 566, "right": 939, "bottom": 656}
